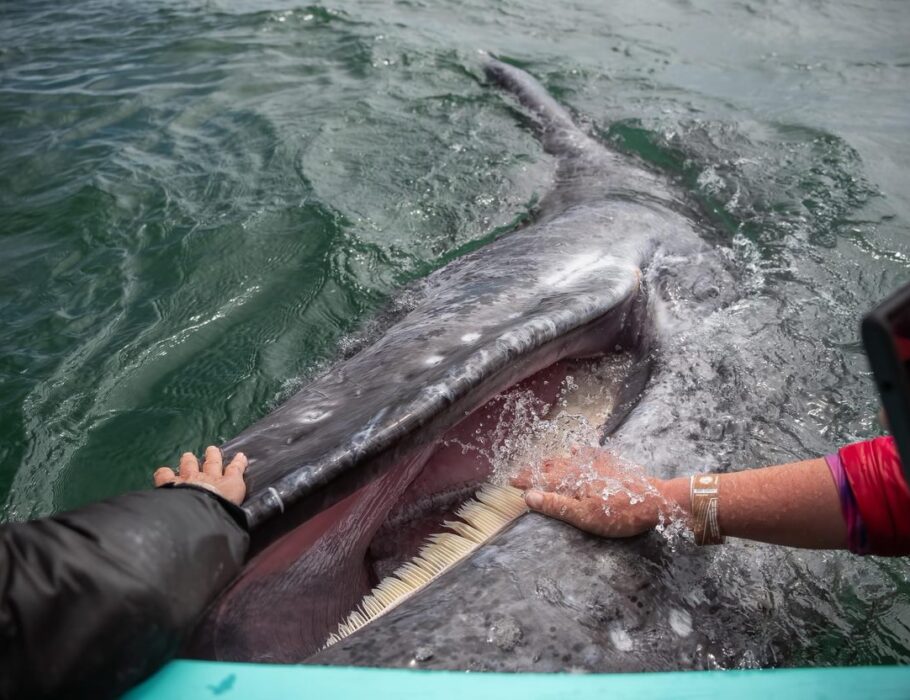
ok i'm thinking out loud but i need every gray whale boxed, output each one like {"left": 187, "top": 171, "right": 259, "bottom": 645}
{"left": 188, "top": 57, "right": 720, "bottom": 664}
{"left": 230, "top": 57, "right": 704, "bottom": 530}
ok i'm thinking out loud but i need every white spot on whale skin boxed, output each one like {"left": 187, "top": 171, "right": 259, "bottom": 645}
{"left": 298, "top": 409, "right": 332, "bottom": 423}
{"left": 425, "top": 354, "right": 444, "bottom": 366}
{"left": 609, "top": 625, "right": 634, "bottom": 652}
{"left": 461, "top": 332, "right": 481, "bottom": 343}
{"left": 669, "top": 608, "right": 693, "bottom": 638}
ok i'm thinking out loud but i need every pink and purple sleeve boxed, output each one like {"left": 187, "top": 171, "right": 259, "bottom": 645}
{"left": 826, "top": 436, "right": 910, "bottom": 557}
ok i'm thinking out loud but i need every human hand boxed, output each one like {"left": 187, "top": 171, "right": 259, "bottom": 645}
{"left": 510, "top": 448, "right": 687, "bottom": 538}
{"left": 154, "top": 445, "right": 248, "bottom": 506}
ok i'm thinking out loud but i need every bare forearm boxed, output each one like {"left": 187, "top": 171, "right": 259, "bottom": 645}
{"left": 659, "top": 458, "right": 847, "bottom": 549}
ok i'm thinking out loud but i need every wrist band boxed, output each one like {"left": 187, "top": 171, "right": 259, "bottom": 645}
{"left": 690, "top": 474, "right": 725, "bottom": 546}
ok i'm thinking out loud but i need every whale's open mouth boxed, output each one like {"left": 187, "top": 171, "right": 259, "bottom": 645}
{"left": 366, "top": 351, "right": 637, "bottom": 584}
{"left": 187, "top": 309, "right": 651, "bottom": 662}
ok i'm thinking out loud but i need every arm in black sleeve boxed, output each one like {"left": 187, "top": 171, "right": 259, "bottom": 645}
{"left": 0, "top": 486, "right": 249, "bottom": 700}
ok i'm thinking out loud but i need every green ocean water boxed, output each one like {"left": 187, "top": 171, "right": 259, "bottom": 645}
{"left": 2, "top": 0, "right": 910, "bottom": 666}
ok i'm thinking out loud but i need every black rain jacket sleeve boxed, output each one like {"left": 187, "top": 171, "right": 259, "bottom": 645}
{"left": 0, "top": 486, "right": 249, "bottom": 700}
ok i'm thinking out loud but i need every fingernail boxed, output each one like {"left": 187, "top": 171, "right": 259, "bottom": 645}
{"left": 525, "top": 490, "right": 543, "bottom": 509}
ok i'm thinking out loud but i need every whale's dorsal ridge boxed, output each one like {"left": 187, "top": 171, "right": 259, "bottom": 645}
{"left": 484, "top": 56, "right": 676, "bottom": 218}
{"left": 483, "top": 56, "right": 593, "bottom": 161}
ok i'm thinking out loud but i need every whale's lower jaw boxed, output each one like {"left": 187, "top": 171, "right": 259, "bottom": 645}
{"left": 186, "top": 285, "right": 653, "bottom": 663}
{"left": 306, "top": 514, "right": 711, "bottom": 672}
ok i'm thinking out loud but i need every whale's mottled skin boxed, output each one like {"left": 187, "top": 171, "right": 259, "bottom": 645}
{"left": 190, "top": 58, "right": 721, "bottom": 663}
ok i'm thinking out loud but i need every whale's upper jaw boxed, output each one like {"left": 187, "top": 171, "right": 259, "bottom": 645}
{"left": 231, "top": 202, "right": 655, "bottom": 528}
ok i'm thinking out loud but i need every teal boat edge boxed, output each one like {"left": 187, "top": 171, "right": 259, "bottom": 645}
{"left": 128, "top": 661, "right": 910, "bottom": 699}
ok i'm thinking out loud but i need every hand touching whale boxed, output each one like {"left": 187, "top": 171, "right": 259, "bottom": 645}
{"left": 514, "top": 448, "right": 849, "bottom": 550}
{"left": 511, "top": 449, "right": 689, "bottom": 538}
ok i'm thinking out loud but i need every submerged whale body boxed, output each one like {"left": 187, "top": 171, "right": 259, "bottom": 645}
{"left": 188, "top": 58, "right": 726, "bottom": 664}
